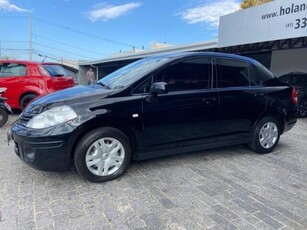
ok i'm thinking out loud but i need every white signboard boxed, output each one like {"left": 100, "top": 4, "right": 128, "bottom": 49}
{"left": 218, "top": 0, "right": 307, "bottom": 47}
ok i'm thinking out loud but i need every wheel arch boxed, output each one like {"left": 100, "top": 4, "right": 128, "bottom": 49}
{"left": 19, "top": 91, "right": 38, "bottom": 105}
{"left": 253, "top": 109, "right": 286, "bottom": 136}
{"left": 69, "top": 118, "right": 138, "bottom": 161}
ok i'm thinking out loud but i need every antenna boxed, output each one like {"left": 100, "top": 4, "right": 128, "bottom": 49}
{"left": 38, "top": 54, "right": 47, "bottom": 62}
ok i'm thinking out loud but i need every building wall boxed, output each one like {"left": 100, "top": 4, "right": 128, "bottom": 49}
{"left": 270, "top": 48, "right": 307, "bottom": 77}
{"left": 78, "top": 67, "right": 88, "bottom": 85}
{"left": 219, "top": 0, "right": 307, "bottom": 47}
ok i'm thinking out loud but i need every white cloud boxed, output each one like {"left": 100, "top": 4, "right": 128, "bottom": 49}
{"left": 87, "top": 2, "right": 142, "bottom": 22}
{"left": 0, "top": 0, "right": 30, "bottom": 12}
{"left": 180, "top": 0, "right": 240, "bottom": 28}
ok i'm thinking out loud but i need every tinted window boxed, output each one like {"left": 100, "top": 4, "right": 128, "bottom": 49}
{"left": 255, "top": 62, "right": 275, "bottom": 81}
{"left": 0, "top": 63, "right": 27, "bottom": 77}
{"left": 216, "top": 58, "right": 257, "bottom": 87}
{"left": 249, "top": 65, "right": 262, "bottom": 86}
{"left": 278, "top": 75, "right": 290, "bottom": 83}
{"left": 290, "top": 75, "right": 307, "bottom": 86}
{"left": 43, "top": 65, "right": 69, "bottom": 77}
{"left": 134, "top": 57, "right": 212, "bottom": 93}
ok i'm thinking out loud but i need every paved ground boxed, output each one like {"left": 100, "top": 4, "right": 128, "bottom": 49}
{"left": 0, "top": 114, "right": 306, "bottom": 230}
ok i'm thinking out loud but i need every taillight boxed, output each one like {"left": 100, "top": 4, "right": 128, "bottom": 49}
{"left": 291, "top": 87, "right": 298, "bottom": 104}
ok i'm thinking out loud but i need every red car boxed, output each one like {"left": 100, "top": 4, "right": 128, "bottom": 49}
{"left": 0, "top": 60, "right": 75, "bottom": 110}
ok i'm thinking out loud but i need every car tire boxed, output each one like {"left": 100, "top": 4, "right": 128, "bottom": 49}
{"left": 74, "top": 127, "right": 132, "bottom": 183}
{"left": 298, "top": 98, "right": 307, "bottom": 118}
{"left": 0, "top": 108, "right": 8, "bottom": 127}
{"left": 20, "top": 94, "right": 37, "bottom": 111}
{"left": 249, "top": 116, "right": 280, "bottom": 154}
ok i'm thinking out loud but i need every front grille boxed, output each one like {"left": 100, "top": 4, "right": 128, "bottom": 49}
{"left": 14, "top": 141, "right": 21, "bottom": 156}
{"left": 18, "top": 112, "right": 36, "bottom": 125}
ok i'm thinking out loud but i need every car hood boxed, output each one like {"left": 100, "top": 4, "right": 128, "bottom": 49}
{"left": 26, "top": 85, "right": 112, "bottom": 113}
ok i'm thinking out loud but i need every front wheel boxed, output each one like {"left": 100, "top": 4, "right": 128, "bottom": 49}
{"left": 0, "top": 107, "right": 8, "bottom": 127}
{"left": 249, "top": 117, "right": 280, "bottom": 154}
{"left": 74, "top": 127, "right": 132, "bottom": 183}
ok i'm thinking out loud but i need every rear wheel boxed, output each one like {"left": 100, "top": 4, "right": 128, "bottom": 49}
{"left": 0, "top": 108, "right": 8, "bottom": 127}
{"left": 20, "top": 93, "right": 37, "bottom": 111}
{"left": 74, "top": 127, "right": 132, "bottom": 183}
{"left": 249, "top": 116, "right": 280, "bottom": 154}
{"left": 298, "top": 98, "right": 307, "bottom": 118}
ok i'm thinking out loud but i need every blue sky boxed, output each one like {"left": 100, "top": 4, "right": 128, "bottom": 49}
{"left": 0, "top": 0, "right": 241, "bottom": 62}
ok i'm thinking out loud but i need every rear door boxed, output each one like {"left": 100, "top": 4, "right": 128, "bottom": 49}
{"left": 215, "top": 57, "right": 267, "bottom": 139}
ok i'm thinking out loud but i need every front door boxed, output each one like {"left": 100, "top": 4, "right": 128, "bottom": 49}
{"left": 137, "top": 57, "right": 221, "bottom": 156}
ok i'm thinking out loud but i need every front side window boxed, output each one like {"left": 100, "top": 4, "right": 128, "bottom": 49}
{"left": 0, "top": 63, "right": 27, "bottom": 78}
{"left": 134, "top": 57, "right": 212, "bottom": 94}
{"left": 216, "top": 58, "right": 260, "bottom": 87}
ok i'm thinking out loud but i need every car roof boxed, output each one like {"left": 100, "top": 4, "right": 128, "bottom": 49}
{"left": 149, "top": 51, "right": 260, "bottom": 64}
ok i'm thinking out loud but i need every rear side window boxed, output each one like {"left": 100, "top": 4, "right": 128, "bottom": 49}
{"left": 216, "top": 58, "right": 261, "bottom": 87}
{"left": 0, "top": 63, "right": 27, "bottom": 77}
{"left": 42, "top": 65, "right": 69, "bottom": 77}
{"left": 278, "top": 75, "right": 290, "bottom": 83}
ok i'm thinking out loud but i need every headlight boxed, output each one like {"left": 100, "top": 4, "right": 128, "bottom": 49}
{"left": 26, "top": 105, "right": 77, "bottom": 129}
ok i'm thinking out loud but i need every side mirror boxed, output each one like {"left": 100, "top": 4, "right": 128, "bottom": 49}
{"left": 150, "top": 82, "right": 168, "bottom": 95}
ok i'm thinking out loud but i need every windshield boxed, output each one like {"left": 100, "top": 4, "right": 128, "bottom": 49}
{"left": 97, "top": 56, "right": 171, "bottom": 90}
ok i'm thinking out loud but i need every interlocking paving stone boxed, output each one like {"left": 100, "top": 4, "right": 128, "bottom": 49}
{"left": 0, "top": 115, "right": 306, "bottom": 229}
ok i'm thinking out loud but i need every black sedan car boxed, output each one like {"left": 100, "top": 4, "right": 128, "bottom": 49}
{"left": 8, "top": 52, "right": 297, "bottom": 182}
{"left": 278, "top": 72, "right": 307, "bottom": 117}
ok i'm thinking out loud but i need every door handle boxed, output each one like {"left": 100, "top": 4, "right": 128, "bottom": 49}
{"left": 202, "top": 98, "right": 216, "bottom": 104}
{"left": 254, "top": 93, "right": 265, "bottom": 97}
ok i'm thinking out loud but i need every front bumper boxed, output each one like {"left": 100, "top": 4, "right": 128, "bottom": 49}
{"left": 8, "top": 122, "right": 75, "bottom": 171}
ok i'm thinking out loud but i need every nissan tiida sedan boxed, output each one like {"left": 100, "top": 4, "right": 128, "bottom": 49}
{"left": 8, "top": 52, "right": 297, "bottom": 182}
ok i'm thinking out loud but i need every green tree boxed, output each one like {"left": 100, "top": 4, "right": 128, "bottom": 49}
{"left": 241, "top": 0, "right": 273, "bottom": 9}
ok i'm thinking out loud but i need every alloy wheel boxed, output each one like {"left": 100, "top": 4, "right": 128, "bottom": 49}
{"left": 259, "top": 122, "right": 278, "bottom": 149}
{"left": 85, "top": 137, "right": 125, "bottom": 176}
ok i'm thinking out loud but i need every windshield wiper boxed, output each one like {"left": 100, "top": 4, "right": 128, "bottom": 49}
{"left": 97, "top": 82, "right": 111, "bottom": 89}
{"left": 113, "top": 85, "right": 125, "bottom": 89}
